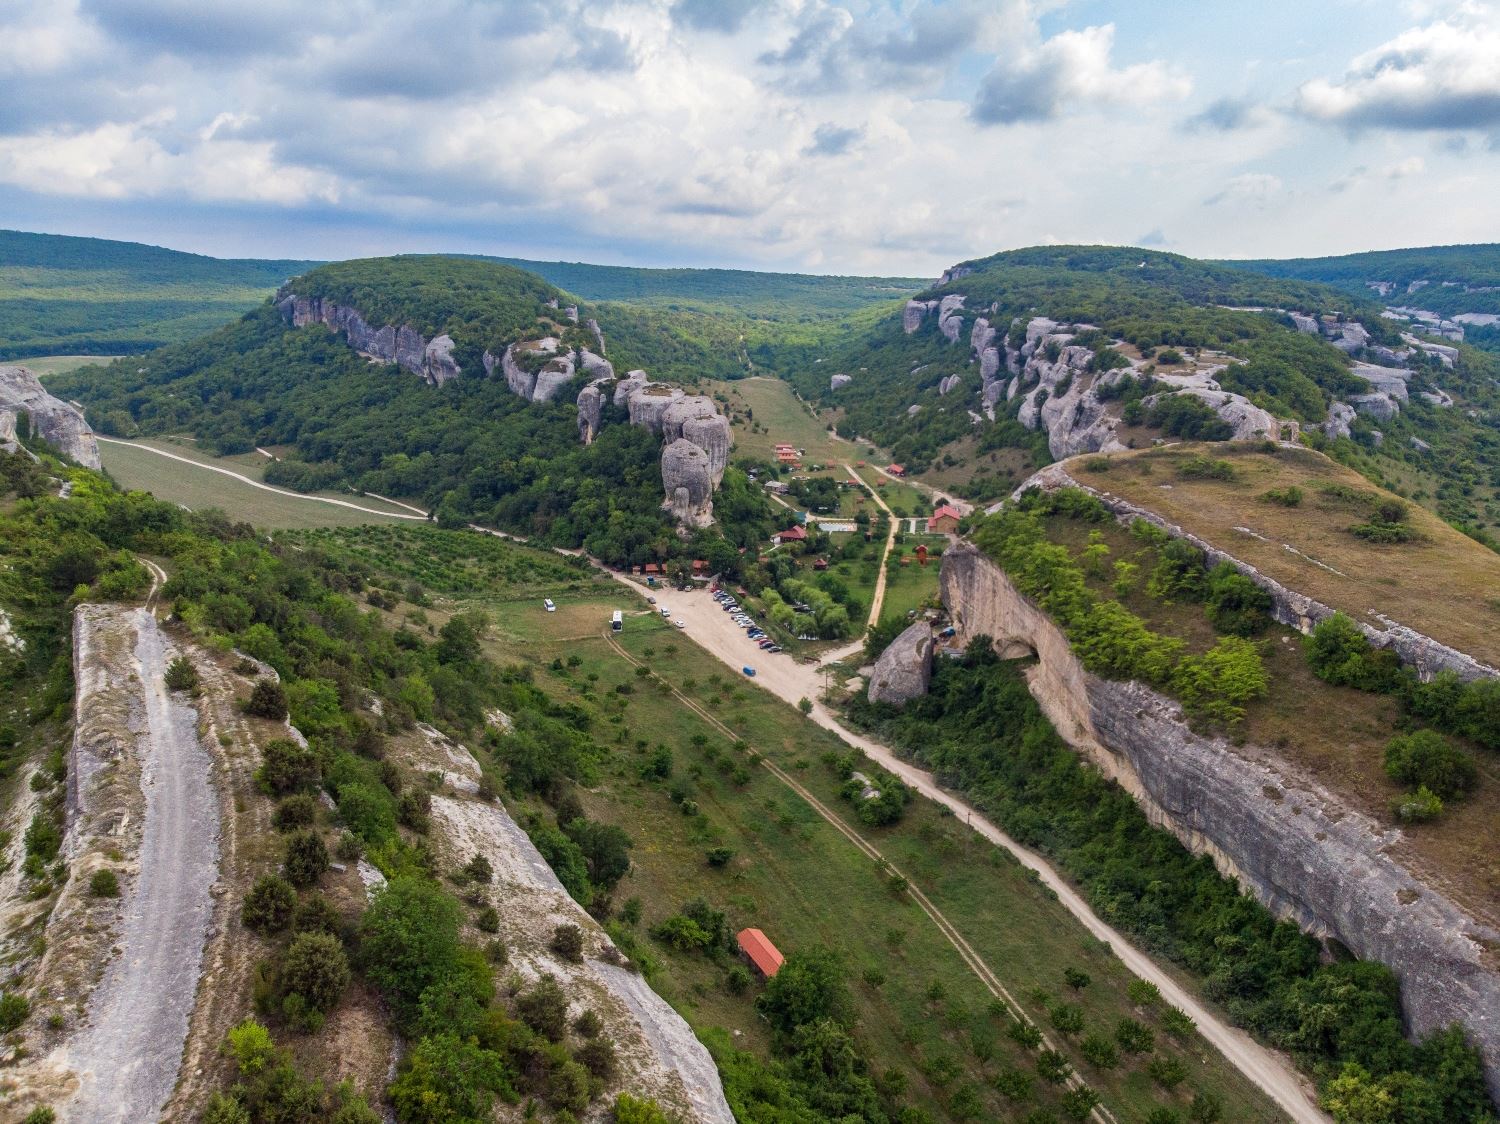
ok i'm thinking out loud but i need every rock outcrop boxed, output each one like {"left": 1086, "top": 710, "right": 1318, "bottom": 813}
{"left": 0, "top": 366, "right": 101, "bottom": 468}
{"left": 868, "top": 621, "right": 933, "bottom": 707}
{"left": 830, "top": 373, "right": 853, "bottom": 390}
{"left": 277, "top": 293, "right": 462, "bottom": 386}
{"left": 939, "top": 539, "right": 1500, "bottom": 1097}
{"left": 903, "top": 300, "right": 938, "bottom": 334}
{"left": 661, "top": 439, "right": 714, "bottom": 529}
{"left": 937, "top": 294, "right": 966, "bottom": 343}
{"left": 577, "top": 383, "right": 605, "bottom": 444}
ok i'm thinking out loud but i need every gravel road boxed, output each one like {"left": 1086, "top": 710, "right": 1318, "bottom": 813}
{"left": 61, "top": 609, "right": 221, "bottom": 1123}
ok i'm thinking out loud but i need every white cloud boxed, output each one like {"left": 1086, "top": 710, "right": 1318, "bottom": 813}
{"left": 973, "top": 24, "right": 1190, "bottom": 124}
{"left": 1204, "top": 172, "right": 1283, "bottom": 207}
{"left": 1295, "top": 10, "right": 1500, "bottom": 130}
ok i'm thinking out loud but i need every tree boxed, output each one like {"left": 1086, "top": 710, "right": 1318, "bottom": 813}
{"left": 388, "top": 1033, "right": 512, "bottom": 1124}
{"left": 1205, "top": 562, "right": 1272, "bottom": 636}
{"left": 563, "top": 818, "right": 633, "bottom": 888}
{"left": 798, "top": 697, "right": 813, "bottom": 715}
{"left": 517, "top": 974, "right": 569, "bottom": 1040}
{"left": 242, "top": 875, "right": 297, "bottom": 934}
{"left": 259, "top": 738, "right": 318, "bottom": 794}
{"left": 283, "top": 831, "right": 329, "bottom": 888}
{"left": 756, "top": 948, "right": 850, "bottom": 1041}
{"left": 280, "top": 931, "right": 350, "bottom": 1017}
{"left": 1383, "top": 730, "right": 1476, "bottom": 801}
{"left": 359, "top": 878, "right": 467, "bottom": 1027}
{"left": 245, "top": 678, "right": 289, "bottom": 720}
{"left": 1171, "top": 635, "right": 1268, "bottom": 727}
{"left": 165, "top": 656, "right": 199, "bottom": 692}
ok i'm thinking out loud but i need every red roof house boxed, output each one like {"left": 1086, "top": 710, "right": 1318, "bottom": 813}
{"left": 927, "top": 504, "right": 963, "bottom": 534}
{"left": 736, "top": 928, "right": 784, "bottom": 978}
{"left": 886, "top": 463, "right": 906, "bottom": 477}
{"left": 772, "top": 526, "right": 808, "bottom": 545}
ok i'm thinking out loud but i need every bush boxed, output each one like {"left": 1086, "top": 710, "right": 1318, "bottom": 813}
{"left": 0, "top": 991, "right": 30, "bottom": 1032}
{"left": 292, "top": 894, "right": 340, "bottom": 935}
{"left": 705, "top": 846, "right": 735, "bottom": 867}
{"left": 21, "top": 1109, "right": 57, "bottom": 1124}
{"left": 1171, "top": 636, "right": 1269, "bottom": 728}
{"left": 1259, "top": 485, "right": 1303, "bottom": 507}
{"left": 1035, "top": 1048, "right": 1071, "bottom": 1084}
{"left": 1176, "top": 455, "right": 1235, "bottom": 481}
{"left": 282, "top": 831, "right": 329, "bottom": 888}
{"left": 272, "top": 794, "right": 319, "bottom": 832}
{"left": 1147, "top": 1055, "right": 1189, "bottom": 1089}
{"left": 1116, "top": 1017, "right": 1154, "bottom": 1054}
{"left": 280, "top": 931, "right": 350, "bottom": 1020}
{"left": 242, "top": 875, "right": 297, "bottom": 934}
{"left": 259, "top": 738, "right": 319, "bottom": 794}
{"left": 1079, "top": 1034, "right": 1118, "bottom": 1069}
{"left": 88, "top": 868, "right": 120, "bottom": 898}
{"left": 613, "top": 1094, "right": 673, "bottom": 1123}
{"left": 518, "top": 974, "right": 569, "bottom": 1040}
{"left": 1162, "top": 1005, "right": 1196, "bottom": 1039}
{"left": 1304, "top": 613, "right": 1399, "bottom": 692}
{"left": 1049, "top": 1002, "right": 1085, "bottom": 1036}
{"left": 1383, "top": 730, "right": 1477, "bottom": 801}
{"left": 551, "top": 923, "right": 585, "bottom": 963}
{"left": 165, "top": 656, "right": 199, "bottom": 691}
{"left": 1060, "top": 1084, "right": 1100, "bottom": 1121}
{"left": 245, "top": 679, "right": 289, "bottom": 719}
{"left": 1204, "top": 563, "right": 1272, "bottom": 636}
{"left": 1392, "top": 786, "right": 1445, "bottom": 823}
{"left": 461, "top": 853, "right": 493, "bottom": 884}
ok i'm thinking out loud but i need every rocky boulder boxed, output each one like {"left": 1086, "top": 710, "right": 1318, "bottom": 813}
{"left": 661, "top": 439, "right": 714, "bottom": 529}
{"left": 1322, "top": 401, "right": 1357, "bottom": 440}
{"left": 937, "top": 294, "right": 966, "bottom": 343}
{"left": 683, "top": 415, "right": 731, "bottom": 485}
{"left": 579, "top": 349, "right": 614, "bottom": 380}
{"left": 0, "top": 366, "right": 101, "bottom": 469}
{"left": 577, "top": 383, "right": 606, "bottom": 444}
{"left": 614, "top": 370, "right": 649, "bottom": 407}
{"left": 628, "top": 386, "right": 684, "bottom": 435}
{"left": 903, "top": 300, "right": 937, "bottom": 334}
{"left": 423, "top": 335, "right": 460, "bottom": 386}
{"left": 661, "top": 396, "right": 718, "bottom": 442}
{"left": 531, "top": 357, "right": 577, "bottom": 403}
{"left": 867, "top": 621, "right": 933, "bottom": 707}
{"left": 830, "top": 373, "right": 852, "bottom": 390}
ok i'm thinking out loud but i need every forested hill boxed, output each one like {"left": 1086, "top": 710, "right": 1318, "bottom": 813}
{"left": 486, "top": 255, "right": 924, "bottom": 315}
{"left": 0, "top": 228, "right": 319, "bottom": 358}
{"left": 50, "top": 254, "right": 779, "bottom": 567}
{"left": 1226, "top": 244, "right": 1500, "bottom": 307}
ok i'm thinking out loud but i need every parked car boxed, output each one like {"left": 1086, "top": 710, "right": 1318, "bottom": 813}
{"left": 767, "top": 645, "right": 782, "bottom": 653}
{"left": 742, "top": 666, "right": 756, "bottom": 677}
{"left": 543, "top": 598, "right": 556, "bottom": 612}
{"left": 674, "top": 619, "right": 686, "bottom": 629}
{"left": 647, "top": 595, "right": 657, "bottom": 604}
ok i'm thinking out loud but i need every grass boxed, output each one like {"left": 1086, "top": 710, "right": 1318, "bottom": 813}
{"left": 98, "top": 439, "right": 413, "bottom": 529}
{"left": 708, "top": 376, "right": 854, "bottom": 465}
{"left": 14, "top": 354, "right": 122, "bottom": 378}
{"left": 1042, "top": 508, "right": 1500, "bottom": 929}
{"left": 879, "top": 535, "right": 947, "bottom": 626}
{"left": 459, "top": 593, "right": 1287, "bottom": 1123}
{"left": 1070, "top": 443, "right": 1500, "bottom": 670}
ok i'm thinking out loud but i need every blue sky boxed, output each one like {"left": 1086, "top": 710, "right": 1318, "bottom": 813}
{"left": 0, "top": 0, "right": 1495, "bottom": 275}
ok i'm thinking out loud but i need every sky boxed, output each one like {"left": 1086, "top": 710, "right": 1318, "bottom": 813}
{"left": 1, "top": 0, "right": 1498, "bottom": 276}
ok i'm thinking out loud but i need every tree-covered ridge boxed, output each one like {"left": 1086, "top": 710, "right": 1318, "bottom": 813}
{"left": 486, "top": 255, "right": 925, "bottom": 314}
{"left": 290, "top": 255, "right": 563, "bottom": 350}
{"left": 0, "top": 228, "right": 319, "bottom": 358}
{"left": 1227, "top": 244, "right": 1500, "bottom": 290}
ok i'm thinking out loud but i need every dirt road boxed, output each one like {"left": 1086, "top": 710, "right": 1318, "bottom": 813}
{"left": 611, "top": 578, "right": 1325, "bottom": 1123}
{"left": 845, "top": 462, "right": 899, "bottom": 627}
{"left": 59, "top": 609, "right": 221, "bottom": 1122}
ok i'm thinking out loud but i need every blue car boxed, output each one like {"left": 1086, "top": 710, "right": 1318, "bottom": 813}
{"left": 742, "top": 666, "right": 756, "bottom": 677}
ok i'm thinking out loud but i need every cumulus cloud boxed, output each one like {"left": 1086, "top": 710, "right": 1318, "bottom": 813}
{"left": 1295, "top": 13, "right": 1500, "bottom": 130}
{"left": 1137, "top": 228, "right": 1168, "bottom": 246}
{"left": 1204, "top": 172, "right": 1282, "bottom": 207}
{"left": 672, "top": 0, "right": 770, "bottom": 34}
{"left": 972, "top": 24, "right": 1189, "bottom": 124}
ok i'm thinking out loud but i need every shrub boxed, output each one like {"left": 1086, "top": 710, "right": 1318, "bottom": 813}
{"left": 461, "top": 853, "right": 493, "bottom": 884}
{"left": 551, "top": 923, "right": 585, "bottom": 963}
{"left": 1171, "top": 636, "right": 1269, "bottom": 728}
{"left": 613, "top": 1094, "right": 673, "bottom": 1123}
{"left": 1008, "top": 1019, "right": 1043, "bottom": 1049}
{"left": 1259, "top": 485, "right": 1303, "bottom": 507}
{"left": 280, "top": 931, "right": 350, "bottom": 1017}
{"left": 1147, "top": 1055, "right": 1189, "bottom": 1089}
{"left": 993, "top": 1068, "right": 1034, "bottom": 1100}
{"left": 272, "top": 794, "right": 319, "bottom": 832}
{"left": 1063, "top": 967, "right": 1091, "bottom": 990}
{"left": 164, "top": 656, "right": 199, "bottom": 691}
{"left": 1392, "top": 785, "right": 1445, "bottom": 823}
{"left": 242, "top": 875, "right": 297, "bottom": 934}
{"left": 1189, "top": 1091, "right": 1224, "bottom": 1123}
{"left": 1176, "top": 455, "right": 1234, "bottom": 481}
{"left": 1204, "top": 563, "right": 1272, "bottom": 636}
{"left": 397, "top": 789, "right": 431, "bottom": 834}
{"left": 1162, "top": 1005, "right": 1196, "bottom": 1039}
{"left": 476, "top": 906, "right": 499, "bottom": 933}
{"left": 518, "top": 974, "right": 569, "bottom": 1040}
{"left": 282, "top": 831, "right": 329, "bottom": 888}
{"left": 0, "top": 991, "right": 30, "bottom": 1032}
{"left": 1080, "top": 1034, "right": 1118, "bottom": 1069}
{"left": 245, "top": 679, "right": 289, "bottom": 719}
{"left": 1035, "top": 1048, "right": 1072, "bottom": 1084}
{"left": 1384, "top": 730, "right": 1477, "bottom": 801}
{"left": 292, "top": 894, "right": 340, "bottom": 935}
{"left": 1116, "top": 1017, "right": 1155, "bottom": 1053}
{"left": 705, "top": 846, "right": 735, "bottom": 867}
{"left": 1304, "top": 613, "right": 1399, "bottom": 692}
{"left": 258, "top": 738, "right": 319, "bottom": 795}
{"left": 88, "top": 869, "right": 120, "bottom": 898}
{"left": 1060, "top": 1084, "right": 1100, "bottom": 1121}
{"left": 1049, "top": 1002, "right": 1085, "bottom": 1036}
{"left": 22, "top": 1109, "right": 57, "bottom": 1124}
{"left": 575, "top": 1036, "right": 617, "bottom": 1082}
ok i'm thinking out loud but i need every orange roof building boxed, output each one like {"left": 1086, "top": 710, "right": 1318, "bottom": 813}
{"left": 736, "top": 928, "right": 784, "bottom": 978}
{"left": 927, "top": 504, "right": 963, "bottom": 534}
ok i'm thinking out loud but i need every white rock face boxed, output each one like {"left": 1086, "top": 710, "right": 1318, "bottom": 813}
{"left": 0, "top": 366, "right": 101, "bottom": 468}
{"left": 278, "top": 293, "right": 462, "bottom": 386}
{"left": 903, "top": 299, "right": 937, "bottom": 333}
{"left": 937, "top": 294, "right": 966, "bottom": 343}
{"left": 830, "top": 373, "right": 853, "bottom": 390}
{"left": 579, "top": 348, "right": 614, "bottom": 380}
{"left": 661, "top": 439, "right": 714, "bottom": 529}
{"left": 577, "top": 383, "right": 605, "bottom": 444}
{"left": 1322, "top": 401, "right": 1357, "bottom": 440}
{"left": 627, "top": 386, "right": 684, "bottom": 435}
{"left": 1288, "top": 312, "right": 1320, "bottom": 334}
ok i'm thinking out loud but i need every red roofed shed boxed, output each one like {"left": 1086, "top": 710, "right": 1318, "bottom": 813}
{"left": 736, "top": 928, "right": 784, "bottom": 978}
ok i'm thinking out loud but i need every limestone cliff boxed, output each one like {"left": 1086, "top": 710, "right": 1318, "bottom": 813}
{"left": 0, "top": 365, "right": 101, "bottom": 469}
{"left": 276, "top": 293, "right": 462, "bottom": 386}
{"left": 661, "top": 439, "right": 714, "bottom": 528}
{"left": 939, "top": 540, "right": 1500, "bottom": 1097}
{"left": 868, "top": 621, "right": 933, "bottom": 706}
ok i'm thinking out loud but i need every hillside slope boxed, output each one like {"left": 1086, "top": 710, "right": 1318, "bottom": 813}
{"left": 0, "top": 229, "right": 318, "bottom": 358}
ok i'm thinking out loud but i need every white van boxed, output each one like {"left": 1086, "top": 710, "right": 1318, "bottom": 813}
{"left": 611, "top": 610, "right": 623, "bottom": 632}
{"left": 543, "top": 598, "right": 556, "bottom": 612}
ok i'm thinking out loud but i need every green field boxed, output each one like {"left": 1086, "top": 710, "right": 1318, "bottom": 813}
{"left": 497, "top": 612, "right": 1285, "bottom": 1123}
{"left": 98, "top": 439, "right": 415, "bottom": 529}
{"left": 12, "top": 354, "right": 121, "bottom": 378}
{"left": 710, "top": 375, "right": 854, "bottom": 465}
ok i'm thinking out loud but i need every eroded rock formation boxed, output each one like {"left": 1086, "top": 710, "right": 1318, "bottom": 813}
{"left": 661, "top": 439, "right": 714, "bottom": 528}
{"left": 938, "top": 539, "right": 1500, "bottom": 1097}
{"left": 0, "top": 365, "right": 101, "bottom": 468}
{"left": 867, "top": 621, "right": 933, "bottom": 707}
{"left": 276, "top": 293, "right": 462, "bottom": 386}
